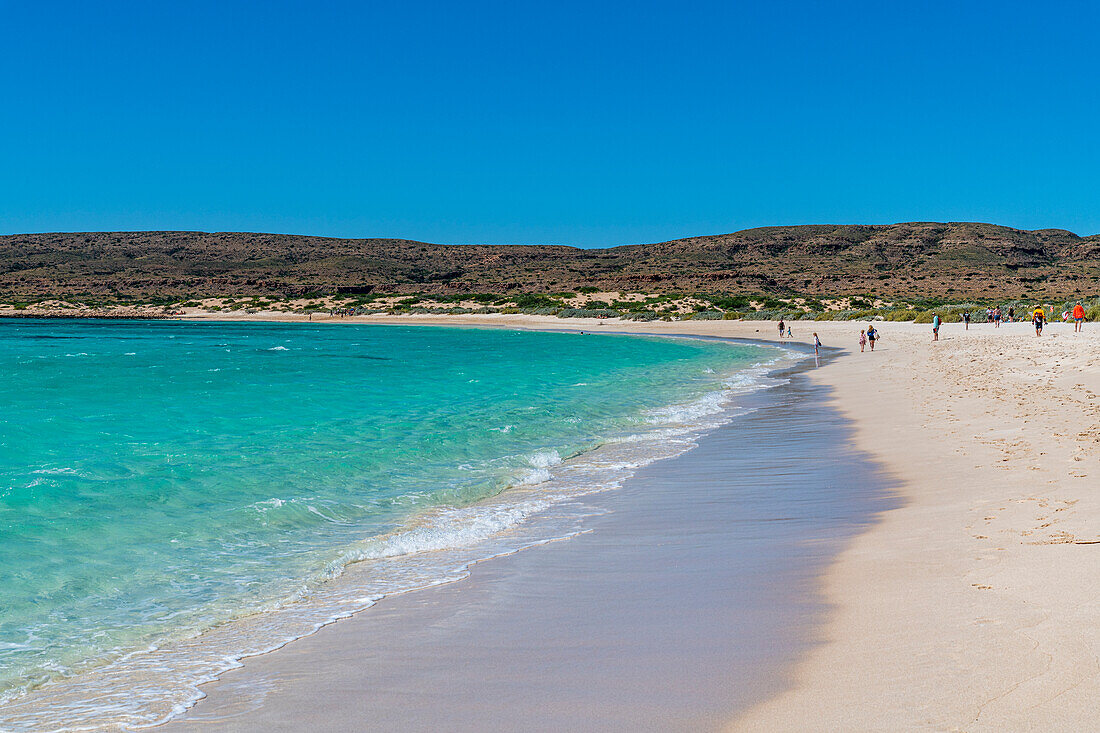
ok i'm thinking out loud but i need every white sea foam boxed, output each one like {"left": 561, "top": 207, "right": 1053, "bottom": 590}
{"left": 342, "top": 500, "right": 553, "bottom": 563}
{"left": 250, "top": 498, "right": 286, "bottom": 512}
{"left": 517, "top": 467, "right": 552, "bottom": 485}
{"left": 526, "top": 448, "right": 562, "bottom": 468}
{"left": 31, "top": 467, "right": 80, "bottom": 476}
{"left": 266, "top": 346, "right": 289, "bottom": 351}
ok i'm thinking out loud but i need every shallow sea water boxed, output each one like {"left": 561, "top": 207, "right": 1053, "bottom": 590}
{"left": 0, "top": 320, "right": 784, "bottom": 730}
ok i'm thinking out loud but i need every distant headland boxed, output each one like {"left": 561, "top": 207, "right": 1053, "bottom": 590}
{"left": 1, "top": 223, "right": 1098, "bottom": 322}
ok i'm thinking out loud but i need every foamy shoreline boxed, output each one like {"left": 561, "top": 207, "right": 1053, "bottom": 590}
{"left": 180, "top": 312, "right": 1100, "bottom": 730}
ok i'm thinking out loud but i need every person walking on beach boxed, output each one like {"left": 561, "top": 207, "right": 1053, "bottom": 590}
{"left": 1073, "top": 301, "right": 1086, "bottom": 332}
{"left": 786, "top": 325, "right": 792, "bottom": 338}
{"left": 813, "top": 332, "right": 821, "bottom": 355}
{"left": 963, "top": 310, "right": 971, "bottom": 330}
{"left": 867, "top": 324, "right": 877, "bottom": 351}
{"left": 778, "top": 319, "right": 785, "bottom": 339}
{"left": 859, "top": 329, "right": 867, "bottom": 352}
{"left": 994, "top": 306, "right": 1002, "bottom": 327}
{"left": 1033, "top": 306, "right": 1045, "bottom": 336}
{"left": 932, "top": 314, "right": 941, "bottom": 341}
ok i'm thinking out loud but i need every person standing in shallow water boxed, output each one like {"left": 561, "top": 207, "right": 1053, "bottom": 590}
{"left": 813, "top": 332, "right": 821, "bottom": 355}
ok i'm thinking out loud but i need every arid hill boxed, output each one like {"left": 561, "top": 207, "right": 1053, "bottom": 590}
{"left": 1, "top": 223, "right": 1098, "bottom": 301}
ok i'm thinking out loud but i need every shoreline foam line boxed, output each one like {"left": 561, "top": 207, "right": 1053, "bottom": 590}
{"left": 0, "top": 327, "right": 797, "bottom": 732}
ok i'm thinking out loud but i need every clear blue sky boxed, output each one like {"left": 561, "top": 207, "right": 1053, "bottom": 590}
{"left": 2, "top": 1, "right": 1097, "bottom": 246}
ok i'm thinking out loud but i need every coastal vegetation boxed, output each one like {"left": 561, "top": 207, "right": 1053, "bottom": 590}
{"left": 3, "top": 288, "right": 1098, "bottom": 325}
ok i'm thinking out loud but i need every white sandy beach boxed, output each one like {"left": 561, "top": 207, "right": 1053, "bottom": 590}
{"left": 162, "top": 311, "right": 1099, "bottom": 731}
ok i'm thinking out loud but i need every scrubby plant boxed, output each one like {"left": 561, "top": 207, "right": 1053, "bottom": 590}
{"left": 705, "top": 294, "right": 752, "bottom": 310}
{"left": 511, "top": 293, "right": 559, "bottom": 309}
{"left": 556, "top": 308, "right": 619, "bottom": 319}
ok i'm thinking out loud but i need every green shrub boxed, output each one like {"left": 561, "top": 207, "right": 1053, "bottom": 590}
{"left": 913, "top": 311, "right": 935, "bottom": 323}
{"left": 742, "top": 309, "right": 787, "bottom": 321}
{"left": 883, "top": 308, "right": 920, "bottom": 321}
{"left": 512, "top": 293, "right": 558, "bottom": 309}
{"left": 706, "top": 294, "right": 752, "bottom": 310}
{"left": 686, "top": 310, "right": 723, "bottom": 320}
{"left": 556, "top": 308, "right": 619, "bottom": 319}
{"left": 576, "top": 286, "right": 600, "bottom": 294}
{"left": 622, "top": 312, "right": 659, "bottom": 321}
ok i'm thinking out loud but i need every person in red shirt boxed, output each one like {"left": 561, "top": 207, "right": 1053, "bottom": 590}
{"left": 1073, "top": 302, "right": 1086, "bottom": 332}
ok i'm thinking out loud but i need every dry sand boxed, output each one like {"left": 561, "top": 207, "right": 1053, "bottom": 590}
{"left": 163, "top": 312, "right": 1100, "bottom": 730}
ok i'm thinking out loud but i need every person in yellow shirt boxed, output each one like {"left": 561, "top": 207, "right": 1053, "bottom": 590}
{"left": 1073, "top": 302, "right": 1086, "bottom": 333}
{"left": 1033, "top": 307, "right": 1046, "bottom": 336}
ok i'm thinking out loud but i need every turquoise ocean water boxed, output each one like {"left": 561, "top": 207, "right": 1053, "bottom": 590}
{"left": 0, "top": 320, "right": 783, "bottom": 730}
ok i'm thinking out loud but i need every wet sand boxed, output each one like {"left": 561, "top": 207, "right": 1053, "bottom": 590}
{"left": 161, "top": 352, "right": 894, "bottom": 732}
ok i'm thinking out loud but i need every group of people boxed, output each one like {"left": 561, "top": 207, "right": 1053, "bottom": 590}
{"left": 961, "top": 306, "right": 1018, "bottom": 327}
{"left": 858, "top": 325, "right": 879, "bottom": 352}
{"left": 776, "top": 320, "right": 793, "bottom": 339}
{"left": 949, "top": 302, "right": 1087, "bottom": 339}
{"left": 961, "top": 308, "right": 1010, "bottom": 329}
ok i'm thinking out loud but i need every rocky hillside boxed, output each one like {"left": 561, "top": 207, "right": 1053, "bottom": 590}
{"left": 1, "top": 223, "right": 1097, "bottom": 301}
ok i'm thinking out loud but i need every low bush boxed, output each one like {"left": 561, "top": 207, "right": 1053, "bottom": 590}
{"left": 556, "top": 308, "right": 620, "bottom": 319}
{"left": 512, "top": 294, "right": 558, "bottom": 309}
